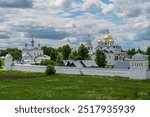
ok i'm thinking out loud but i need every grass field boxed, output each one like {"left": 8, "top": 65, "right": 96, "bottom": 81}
{"left": 0, "top": 70, "right": 150, "bottom": 100}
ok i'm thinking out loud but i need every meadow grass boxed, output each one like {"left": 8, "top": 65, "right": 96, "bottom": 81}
{"left": 0, "top": 70, "right": 150, "bottom": 100}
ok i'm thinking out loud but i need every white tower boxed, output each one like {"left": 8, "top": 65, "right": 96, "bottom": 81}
{"left": 5, "top": 54, "right": 13, "bottom": 70}
{"left": 86, "top": 35, "right": 93, "bottom": 54}
{"left": 130, "top": 53, "right": 149, "bottom": 79}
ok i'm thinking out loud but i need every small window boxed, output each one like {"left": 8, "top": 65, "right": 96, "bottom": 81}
{"left": 141, "top": 63, "right": 143, "bottom": 66}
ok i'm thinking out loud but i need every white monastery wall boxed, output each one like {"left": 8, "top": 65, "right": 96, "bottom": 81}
{"left": 130, "top": 69, "right": 147, "bottom": 80}
{"left": 4, "top": 54, "right": 150, "bottom": 79}
{"left": 81, "top": 68, "right": 129, "bottom": 77}
{"left": 10, "top": 65, "right": 130, "bottom": 78}
{"left": 147, "top": 70, "right": 150, "bottom": 79}
{"left": 54, "top": 66, "right": 129, "bottom": 78}
{"left": 12, "top": 64, "right": 46, "bottom": 73}
{"left": 55, "top": 66, "right": 80, "bottom": 75}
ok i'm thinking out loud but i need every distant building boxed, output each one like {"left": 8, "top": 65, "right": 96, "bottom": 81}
{"left": 22, "top": 39, "right": 50, "bottom": 64}
{"left": 130, "top": 53, "right": 149, "bottom": 79}
{"left": 95, "top": 30, "right": 128, "bottom": 65}
{"left": 85, "top": 35, "right": 93, "bottom": 55}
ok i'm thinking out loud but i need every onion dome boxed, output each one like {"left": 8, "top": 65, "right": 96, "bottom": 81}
{"left": 104, "top": 34, "right": 113, "bottom": 42}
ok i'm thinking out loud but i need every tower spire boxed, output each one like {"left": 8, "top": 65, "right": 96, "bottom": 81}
{"left": 38, "top": 39, "right": 41, "bottom": 49}
{"left": 31, "top": 35, "right": 35, "bottom": 48}
{"left": 106, "top": 29, "right": 109, "bottom": 34}
{"left": 25, "top": 41, "right": 27, "bottom": 48}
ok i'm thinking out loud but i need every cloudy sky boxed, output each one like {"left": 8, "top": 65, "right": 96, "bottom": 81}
{"left": 0, "top": 0, "right": 150, "bottom": 50}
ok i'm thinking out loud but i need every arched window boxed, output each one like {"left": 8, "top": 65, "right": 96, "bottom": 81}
{"left": 109, "top": 55, "right": 111, "bottom": 59}
{"left": 115, "top": 56, "right": 118, "bottom": 60}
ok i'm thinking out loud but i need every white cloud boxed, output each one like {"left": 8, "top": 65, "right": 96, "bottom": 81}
{"left": 0, "top": 0, "right": 150, "bottom": 50}
{"left": 82, "top": 0, "right": 101, "bottom": 10}
{"left": 61, "top": 37, "right": 78, "bottom": 43}
{"left": 33, "top": 0, "right": 73, "bottom": 10}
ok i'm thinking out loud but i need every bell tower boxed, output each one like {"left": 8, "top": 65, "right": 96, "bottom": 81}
{"left": 31, "top": 35, "right": 35, "bottom": 48}
{"left": 130, "top": 53, "right": 149, "bottom": 79}
{"left": 86, "top": 35, "right": 93, "bottom": 54}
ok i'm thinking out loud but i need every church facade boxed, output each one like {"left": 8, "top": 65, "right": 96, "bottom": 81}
{"left": 22, "top": 39, "right": 50, "bottom": 64}
{"left": 86, "top": 31, "right": 128, "bottom": 65}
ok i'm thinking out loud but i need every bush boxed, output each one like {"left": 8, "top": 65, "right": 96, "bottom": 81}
{"left": 45, "top": 65, "right": 56, "bottom": 75}
{"left": 40, "top": 59, "right": 58, "bottom": 66}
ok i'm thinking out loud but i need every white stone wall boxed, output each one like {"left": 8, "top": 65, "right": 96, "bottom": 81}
{"left": 147, "top": 70, "right": 150, "bottom": 79}
{"left": 130, "top": 60, "right": 149, "bottom": 79}
{"left": 130, "top": 68, "right": 147, "bottom": 80}
{"left": 12, "top": 64, "right": 46, "bottom": 73}
{"left": 82, "top": 68, "right": 129, "bottom": 77}
{"left": 55, "top": 66, "right": 130, "bottom": 78}
{"left": 7, "top": 64, "right": 130, "bottom": 77}
{"left": 55, "top": 66, "right": 81, "bottom": 75}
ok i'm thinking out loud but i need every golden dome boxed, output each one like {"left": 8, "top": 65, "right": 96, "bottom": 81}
{"left": 104, "top": 34, "right": 113, "bottom": 42}
{"left": 98, "top": 39, "right": 103, "bottom": 42}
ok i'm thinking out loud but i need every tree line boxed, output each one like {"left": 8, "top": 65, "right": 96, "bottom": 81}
{"left": 0, "top": 46, "right": 150, "bottom": 68}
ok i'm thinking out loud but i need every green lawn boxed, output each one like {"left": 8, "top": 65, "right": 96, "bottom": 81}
{"left": 0, "top": 70, "right": 150, "bottom": 100}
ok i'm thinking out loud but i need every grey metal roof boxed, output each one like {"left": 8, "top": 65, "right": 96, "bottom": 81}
{"left": 114, "top": 61, "right": 130, "bottom": 69}
{"left": 73, "top": 61, "right": 84, "bottom": 68}
{"left": 81, "top": 60, "right": 98, "bottom": 67}
{"left": 132, "top": 53, "right": 148, "bottom": 61}
{"left": 64, "top": 60, "right": 98, "bottom": 68}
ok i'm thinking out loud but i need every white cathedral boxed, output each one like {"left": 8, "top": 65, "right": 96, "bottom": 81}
{"left": 85, "top": 31, "right": 128, "bottom": 65}
{"left": 21, "top": 39, "right": 50, "bottom": 64}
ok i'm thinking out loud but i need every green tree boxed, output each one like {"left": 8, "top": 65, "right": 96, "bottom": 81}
{"left": 78, "top": 44, "right": 89, "bottom": 60}
{"left": 57, "top": 47, "right": 62, "bottom": 53}
{"left": 0, "top": 48, "right": 21, "bottom": 60}
{"left": 40, "top": 59, "right": 58, "bottom": 66}
{"left": 146, "top": 47, "right": 150, "bottom": 55}
{"left": 95, "top": 49, "right": 106, "bottom": 67}
{"left": 42, "top": 46, "right": 58, "bottom": 61}
{"left": 62, "top": 44, "right": 71, "bottom": 60}
{"left": 69, "top": 50, "right": 79, "bottom": 60}
{"left": 146, "top": 47, "right": 150, "bottom": 68}
{"left": 56, "top": 53, "right": 63, "bottom": 64}
{"left": 127, "top": 48, "right": 137, "bottom": 58}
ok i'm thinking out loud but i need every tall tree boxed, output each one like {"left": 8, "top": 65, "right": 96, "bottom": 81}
{"left": 69, "top": 50, "right": 79, "bottom": 60}
{"left": 0, "top": 48, "right": 22, "bottom": 60}
{"left": 127, "top": 48, "right": 137, "bottom": 58}
{"left": 146, "top": 47, "right": 150, "bottom": 55}
{"left": 42, "top": 46, "right": 58, "bottom": 61}
{"left": 146, "top": 47, "right": 150, "bottom": 68}
{"left": 62, "top": 44, "right": 71, "bottom": 60}
{"left": 95, "top": 49, "right": 106, "bottom": 67}
{"left": 78, "top": 44, "right": 89, "bottom": 60}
